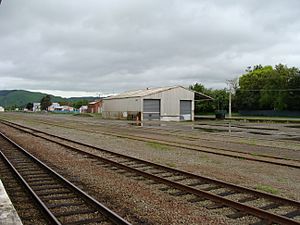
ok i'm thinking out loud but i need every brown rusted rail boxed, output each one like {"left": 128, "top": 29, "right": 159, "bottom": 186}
{"left": 1, "top": 120, "right": 300, "bottom": 224}
{"left": 0, "top": 131, "right": 131, "bottom": 225}
{"left": 2, "top": 118, "right": 299, "bottom": 169}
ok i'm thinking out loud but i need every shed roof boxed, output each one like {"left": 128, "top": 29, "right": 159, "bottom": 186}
{"left": 104, "top": 86, "right": 213, "bottom": 100}
{"left": 88, "top": 100, "right": 102, "bottom": 105}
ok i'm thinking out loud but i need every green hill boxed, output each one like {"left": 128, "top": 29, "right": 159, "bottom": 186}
{"left": 0, "top": 90, "right": 96, "bottom": 108}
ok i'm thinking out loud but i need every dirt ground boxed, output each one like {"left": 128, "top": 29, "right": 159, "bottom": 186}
{"left": 0, "top": 112, "right": 299, "bottom": 224}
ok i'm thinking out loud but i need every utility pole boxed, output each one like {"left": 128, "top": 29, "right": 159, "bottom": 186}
{"left": 226, "top": 78, "right": 238, "bottom": 119}
{"left": 229, "top": 91, "right": 232, "bottom": 118}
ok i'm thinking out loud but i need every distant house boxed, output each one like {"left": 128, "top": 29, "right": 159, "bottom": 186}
{"left": 87, "top": 100, "right": 102, "bottom": 113}
{"left": 79, "top": 105, "right": 88, "bottom": 113}
{"left": 0, "top": 106, "right": 4, "bottom": 112}
{"left": 33, "top": 103, "right": 41, "bottom": 112}
{"left": 61, "top": 105, "right": 74, "bottom": 112}
{"left": 48, "top": 103, "right": 62, "bottom": 111}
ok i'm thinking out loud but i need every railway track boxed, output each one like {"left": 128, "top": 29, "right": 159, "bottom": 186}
{"left": 0, "top": 132, "right": 131, "bottom": 225}
{"left": 1, "top": 120, "right": 300, "bottom": 224}
{"left": 2, "top": 119, "right": 300, "bottom": 169}
{"left": 0, "top": 158, "right": 49, "bottom": 224}
{"left": 2, "top": 114, "right": 300, "bottom": 148}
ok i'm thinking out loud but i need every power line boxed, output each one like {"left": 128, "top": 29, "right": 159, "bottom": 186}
{"left": 238, "top": 88, "right": 300, "bottom": 92}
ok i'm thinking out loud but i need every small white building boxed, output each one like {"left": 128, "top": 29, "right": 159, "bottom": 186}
{"left": 79, "top": 105, "right": 88, "bottom": 113}
{"left": 0, "top": 106, "right": 4, "bottom": 112}
{"left": 48, "top": 103, "right": 61, "bottom": 111}
{"left": 33, "top": 103, "right": 41, "bottom": 112}
{"left": 102, "top": 86, "right": 212, "bottom": 121}
{"left": 61, "top": 105, "right": 74, "bottom": 112}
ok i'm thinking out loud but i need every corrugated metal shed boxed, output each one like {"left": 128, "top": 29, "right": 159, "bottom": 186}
{"left": 102, "top": 86, "right": 212, "bottom": 121}
{"left": 105, "top": 86, "right": 212, "bottom": 100}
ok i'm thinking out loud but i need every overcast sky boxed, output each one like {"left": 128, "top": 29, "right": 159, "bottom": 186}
{"left": 0, "top": 0, "right": 299, "bottom": 97}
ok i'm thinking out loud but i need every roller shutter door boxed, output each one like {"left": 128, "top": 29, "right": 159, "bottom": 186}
{"left": 143, "top": 99, "right": 160, "bottom": 120}
{"left": 180, "top": 100, "right": 192, "bottom": 120}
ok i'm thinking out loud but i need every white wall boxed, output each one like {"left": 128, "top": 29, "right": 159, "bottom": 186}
{"left": 103, "top": 98, "right": 141, "bottom": 112}
{"left": 143, "top": 86, "right": 194, "bottom": 121}
{"left": 102, "top": 87, "right": 195, "bottom": 121}
{"left": 102, "top": 97, "right": 141, "bottom": 119}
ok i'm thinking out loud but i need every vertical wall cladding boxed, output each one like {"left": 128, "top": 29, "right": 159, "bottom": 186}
{"left": 103, "top": 86, "right": 196, "bottom": 121}
{"left": 144, "top": 87, "right": 194, "bottom": 121}
{"left": 143, "top": 99, "right": 160, "bottom": 120}
{"left": 103, "top": 98, "right": 141, "bottom": 111}
{"left": 180, "top": 100, "right": 192, "bottom": 120}
{"left": 102, "top": 98, "right": 141, "bottom": 119}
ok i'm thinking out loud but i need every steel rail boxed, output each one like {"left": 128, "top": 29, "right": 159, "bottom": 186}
{"left": 2, "top": 119, "right": 300, "bottom": 206}
{"left": 0, "top": 131, "right": 131, "bottom": 225}
{"left": 0, "top": 151, "right": 62, "bottom": 225}
{"left": 2, "top": 114, "right": 299, "bottom": 148}
{"left": 19, "top": 116, "right": 300, "bottom": 155}
{"left": 2, "top": 119, "right": 299, "bottom": 169}
{"left": 1, "top": 122, "right": 299, "bottom": 224}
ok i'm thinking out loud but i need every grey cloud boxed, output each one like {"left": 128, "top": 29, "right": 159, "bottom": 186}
{"left": 0, "top": 0, "right": 300, "bottom": 95}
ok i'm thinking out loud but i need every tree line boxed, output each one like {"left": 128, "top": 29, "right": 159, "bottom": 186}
{"left": 191, "top": 64, "right": 300, "bottom": 114}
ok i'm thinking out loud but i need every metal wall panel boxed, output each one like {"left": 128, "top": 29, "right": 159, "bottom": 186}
{"left": 103, "top": 98, "right": 141, "bottom": 112}
{"left": 145, "top": 86, "right": 194, "bottom": 117}
{"left": 143, "top": 113, "right": 160, "bottom": 120}
{"left": 180, "top": 100, "right": 192, "bottom": 120}
{"left": 143, "top": 99, "right": 160, "bottom": 120}
{"left": 103, "top": 86, "right": 195, "bottom": 121}
{"left": 143, "top": 99, "right": 160, "bottom": 112}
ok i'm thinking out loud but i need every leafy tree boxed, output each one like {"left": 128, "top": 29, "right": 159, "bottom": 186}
{"left": 190, "top": 83, "right": 228, "bottom": 113}
{"left": 40, "top": 95, "right": 52, "bottom": 110}
{"left": 286, "top": 71, "right": 300, "bottom": 110}
{"left": 5, "top": 105, "right": 18, "bottom": 111}
{"left": 72, "top": 100, "right": 89, "bottom": 109}
{"left": 26, "top": 102, "right": 33, "bottom": 110}
{"left": 191, "top": 64, "right": 300, "bottom": 114}
{"left": 189, "top": 83, "right": 205, "bottom": 93}
{"left": 58, "top": 101, "right": 71, "bottom": 106}
{"left": 236, "top": 64, "right": 300, "bottom": 111}
{"left": 213, "top": 89, "right": 229, "bottom": 111}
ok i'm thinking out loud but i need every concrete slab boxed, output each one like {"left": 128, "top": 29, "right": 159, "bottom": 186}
{"left": 0, "top": 180, "right": 23, "bottom": 225}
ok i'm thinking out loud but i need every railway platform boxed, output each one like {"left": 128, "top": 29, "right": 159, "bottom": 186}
{"left": 0, "top": 179, "right": 23, "bottom": 225}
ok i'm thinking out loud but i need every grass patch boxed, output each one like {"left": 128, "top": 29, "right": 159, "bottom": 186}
{"left": 250, "top": 152, "right": 259, "bottom": 157}
{"left": 238, "top": 139, "right": 257, "bottom": 146}
{"left": 73, "top": 113, "right": 93, "bottom": 117}
{"left": 146, "top": 142, "right": 170, "bottom": 151}
{"left": 255, "top": 184, "right": 279, "bottom": 195}
{"left": 165, "top": 162, "right": 177, "bottom": 168}
{"left": 276, "top": 178, "right": 288, "bottom": 184}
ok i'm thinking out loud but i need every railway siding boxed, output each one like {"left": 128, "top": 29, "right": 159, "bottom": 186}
{"left": 0, "top": 131, "right": 131, "bottom": 225}
{"left": 2, "top": 119, "right": 299, "bottom": 169}
{"left": 1, "top": 121, "right": 299, "bottom": 225}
